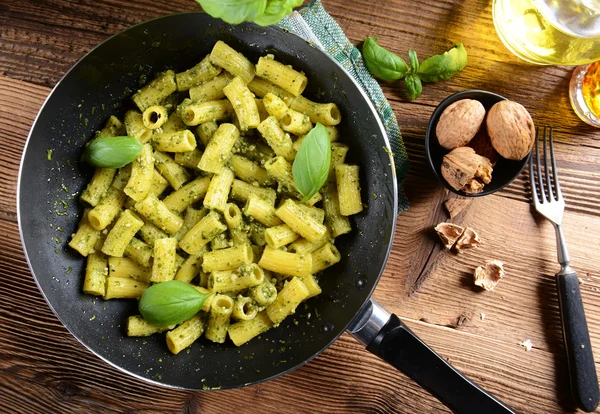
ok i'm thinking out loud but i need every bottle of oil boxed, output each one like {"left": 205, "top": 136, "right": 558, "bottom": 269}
{"left": 570, "top": 62, "right": 600, "bottom": 127}
{"left": 493, "top": 0, "right": 600, "bottom": 65}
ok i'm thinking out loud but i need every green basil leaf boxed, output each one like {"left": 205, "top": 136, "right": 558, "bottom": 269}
{"left": 81, "top": 136, "right": 142, "bottom": 168}
{"left": 361, "top": 37, "right": 408, "bottom": 81}
{"left": 417, "top": 43, "right": 468, "bottom": 83}
{"left": 195, "top": 0, "right": 267, "bottom": 25}
{"left": 253, "top": 0, "right": 303, "bottom": 26}
{"left": 292, "top": 123, "right": 331, "bottom": 203}
{"left": 408, "top": 50, "right": 419, "bottom": 74}
{"left": 404, "top": 74, "right": 423, "bottom": 100}
{"left": 139, "top": 281, "right": 213, "bottom": 326}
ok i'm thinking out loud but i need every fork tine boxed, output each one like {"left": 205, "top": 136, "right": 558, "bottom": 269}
{"left": 549, "top": 127, "right": 562, "bottom": 200}
{"left": 529, "top": 136, "right": 539, "bottom": 205}
{"left": 543, "top": 126, "right": 554, "bottom": 200}
{"left": 536, "top": 127, "right": 547, "bottom": 202}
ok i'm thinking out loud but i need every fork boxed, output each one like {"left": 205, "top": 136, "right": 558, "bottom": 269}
{"left": 530, "top": 126, "right": 600, "bottom": 412}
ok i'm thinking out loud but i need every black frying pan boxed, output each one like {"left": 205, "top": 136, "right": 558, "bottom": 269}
{"left": 18, "top": 12, "right": 514, "bottom": 413}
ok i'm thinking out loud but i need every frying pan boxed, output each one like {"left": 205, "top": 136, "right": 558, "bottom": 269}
{"left": 18, "top": 12, "right": 514, "bottom": 413}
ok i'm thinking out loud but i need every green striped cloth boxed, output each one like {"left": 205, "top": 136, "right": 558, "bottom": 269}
{"left": 279, "top": 0, "right": 410, "bottom": 212}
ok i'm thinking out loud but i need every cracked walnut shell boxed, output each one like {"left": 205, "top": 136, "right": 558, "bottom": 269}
{"left": 441, "top": 147, "right": 493, "bottom": 194}
{"left": 486, "top": 100, "right": 535, "bottom": 161}
{"left": 434, "top": 222, "right": 464, "bottom": 249}
{"left": 474, "top": 260, "right": 505, "bottom": 291}
{"left": 454, "top": 227, "right": 481, "bottom": 252}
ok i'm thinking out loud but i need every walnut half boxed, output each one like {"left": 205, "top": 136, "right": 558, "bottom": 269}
{"left": 474, "top": 260, "right": 505, "bottom": 291}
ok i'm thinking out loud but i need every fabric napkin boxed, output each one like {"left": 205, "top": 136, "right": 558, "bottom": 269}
{"left": 279, "top": 0, "right": 410, "bottom": 212}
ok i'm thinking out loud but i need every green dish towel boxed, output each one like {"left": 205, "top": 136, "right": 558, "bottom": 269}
{"left": 279, "top": 0, "right": 410, "bottom": 212}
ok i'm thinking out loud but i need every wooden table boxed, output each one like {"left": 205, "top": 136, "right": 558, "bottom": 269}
{"left": 1, "top": 1, "right": 599, "bottom": 412}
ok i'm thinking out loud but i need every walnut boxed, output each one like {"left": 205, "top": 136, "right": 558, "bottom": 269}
{"left": 454, "top": 227, "right": 481, "bottom": 252}
{"left": 434, "top": 222, "right": 464, "bottom": 249}
{"left": 441, "top": 147, "right": 493, "bottom": 194}
{"left": 436, "top": 99, "right": 486, "bottom": 150}
{"left": 474, "top": 259, "right": 505, "bottom": 291}
{"left": 444, "top": 198, "right": 472, "bottom": 219}
{"left": 486, "top": 100, "right": 535, "bottom": 161}
{"left": 468, "top": 129, "right": 499, "bottom": 166}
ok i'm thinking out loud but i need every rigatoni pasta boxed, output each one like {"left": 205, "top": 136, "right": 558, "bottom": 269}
{"left": 70, "top": 40, "right": 366, "bottom": 353}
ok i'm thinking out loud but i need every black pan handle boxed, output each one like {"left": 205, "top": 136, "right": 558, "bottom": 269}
{"left": 556, "top": 270, "right": 599, "bottom": 412}
{"left": 348, "top": 300, "right": 515, "bottom": 414}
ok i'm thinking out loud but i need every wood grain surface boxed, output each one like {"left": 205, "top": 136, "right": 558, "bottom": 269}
{"left": 1, "top": 0, "right": 600, "bottom": 413}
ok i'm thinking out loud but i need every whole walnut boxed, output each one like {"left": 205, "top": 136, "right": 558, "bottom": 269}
{"left": 436, "top": 99, "right": 486, "bottom": 150}
{"left": 486, "top": 100, "right": 535, "bottom": 160}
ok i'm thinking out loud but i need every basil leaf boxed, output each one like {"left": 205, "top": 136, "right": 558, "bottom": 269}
{"left": 195, "top": 0, "right": 267, "bottom": 25}
{"left": 253, "top": 0, "right": 303, "bottom": 26}
{"left": 408, "top": 50, "right": 419, "bottom": 74}
{"left": 293, "top": 123, "right": 331, "bottom": 203}
{"left": 417, "top": 43, "right": 468, "bottom": 83}
{"left": 139, "top": 281, "right": 213, "bottom": 326}
{"left": 81, "top": 136, "right": 142, "bottom": 168}
{"left": 361, "top": 37, "right": 408, "bottom": 81}
{"left": 404, "top": 74, "right": 423, "bottom": 100}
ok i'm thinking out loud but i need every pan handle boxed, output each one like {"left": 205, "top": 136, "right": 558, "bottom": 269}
{"left": 348, "top": 300, "right": 516, "bottom": 414}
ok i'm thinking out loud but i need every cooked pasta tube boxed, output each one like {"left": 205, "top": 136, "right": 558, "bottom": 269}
{"left": 202, "top": 243, "right": 253, "bottom": 273}
{"left": 174, "top": 149, "right": 204, "bottom": 170}
{"left": 196, "top": 121, "right": 218, "bottom": 147}
{"left": 262, "top": 92, "right": 289, "bottom": 119}
{"left": 123, "top": 237, "right": 152, "bottom": 268}
{"left": 108, "top": 256, "right": 149, "bottom": 282}
{"left": 110, "top": 165, "right": 132, "bottom": 191}
{"left": 230, "top": 179, "right": 277, "bottom": 205}
{"left": 80, "top": 168, "right": 116, "bottom": 206}
{"left": 175, "top": 55, "right": 221, "bottom": 91}
{"left": 148, "top": 169, "right": 170, "bottom": 197}
{"left": 101, "top": 209, "right": 144, "bottom": 257}
{"left": 134, "top": 195, "right": 184, "bottom": 235}
{"left": 179, "top": 211, "right": 227, "bottom": 255}
{"left": 264, "top": 224, "right": 300, "bottom": 249}
{"left": 175, "top": 249, "right": 206, "bottom": 284}
{"left": 124, "top": 143, "right": 154, "bottom": 202}
{"left": 208, "top": 264, "right": 265, "bottom": 293}
{"left": 311, "top": 243, "right": 341, "bottom": 274}
{"left": 289, "top": 96, "right": 341, "bottom": 126}
{"left": 189, "top": 72, "right": 233, "bottom": 102}
{"left": 335, "top": 164, "right": 363, "bottom": 216}
{"left": 275, "top": 199, "right": 327, "bottom": 243}
{"left": 166, "top": 314, "right": 205, "bottom": 354}
{"left": 228, "top": 154, "right": 273, "bottom": 186}
{"left": 228, "top": 311, "right": 273, "bottom": 346}
{"left": 124, "top": 110, "right": 152, "bottom": 143}
{"left": 152, "top": 130, "right": 196, "bottom": 152}
{"left": 150, "top": 238, "right": 178, "bottom": 283}
{"left": 258, "top": 245, "right": 312, "bottom": 278}
{"left": 231, "top": 296, "right": 258, "bottom": 321}
{"left": 203, "top": 167, "right": 234, "bottom": 212}
{"left": 197, "top": 123, "right": 240, "bottom": 174}
{"left": 153, "top": 151, "right": 190, "bottom": 190}
{"left": 88, "top": 187, "right": 126, "bottom": 231}
{"left": 162, "top": 176, "right": 211, "bottom": 214}
{"left": 256, "top": 55, "right": 307, "bottom": 97}
{"left": 69, "top": 209, "right": 100, "bottom": 257}
{"left": 83, "top": 253, "right": 107, "bottom": 296}
{"left": 182, "top": 99, "right": 234, "bottom": 126}
{"left": 209, "top": 41, "right": 255, "bottom": 84}
{"left": 266, "top": 277, "right": 310, "bottom": 324}
{"left": 223, "top": 76, "right": 260, "bottom": 131}
{"left": 248, "top": 281, "right": 277, "bottom": 307}
{"left": 244, "top": 194, "right": 282, "bottom": 227}
{"left": 132, "top": 70, "right": 177, "bottom": 112}
{"left": 97, "top": 115, "right": 125, "bottom": 138}
{"left": 142, "top": 105, "right": 168, "bottom": 129}
{"left": 257, "top": 116, "right": 295, "bottom": 161}
{"left": 323, "top": 186, "right": 352, "bottom": 237}
{"left": 205, "top": 294, "right": 235, "bottom": 343}
{"left": 126, "top": 315, "right": 173, "bottom": 337}
{"left": 104, "top": 277, "right": 148, "bottom": 299}
{"left": 174, "top": 207, "right": 209, "bottom": 241}
{"left": 279, "top": 109, "right": 312, "bottom": 136}
{"left": 223, "top": 203, "right": 250, "bottom": 246}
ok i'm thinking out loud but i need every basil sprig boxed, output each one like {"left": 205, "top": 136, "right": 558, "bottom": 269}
{"left": 81, "top": 136, "right": 142, "bottom": 168}
{"left": 361, "top": 40, "right": 468, "bottom": 100}
{"left": 196, "top": 0, "right": 302, "bottom": 26}
{"left": 139, "top": 281, "right": 213, "bottom": 326}
{"left": 292, "top": 123, "right": 331, "bottom": 203}
{"left": 361, "top": 37, "right": 408, "bottom": 81}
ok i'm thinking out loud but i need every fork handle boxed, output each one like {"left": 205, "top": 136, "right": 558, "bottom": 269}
{"left": 556, "top": 270, "right": 600, "bottom": 412}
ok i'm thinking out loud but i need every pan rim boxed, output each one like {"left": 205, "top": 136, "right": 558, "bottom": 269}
{"left": 17, "top": 11, "right": 399, "bottom": 390}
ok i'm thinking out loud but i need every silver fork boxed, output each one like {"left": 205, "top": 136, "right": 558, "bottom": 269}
{"left": 530, "top": 126, "right": 599, "bottom": 412}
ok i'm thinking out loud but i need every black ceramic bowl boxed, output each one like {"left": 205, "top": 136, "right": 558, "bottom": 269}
{"left": 425, "top": 90, "right": 530, "bottom": 197}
